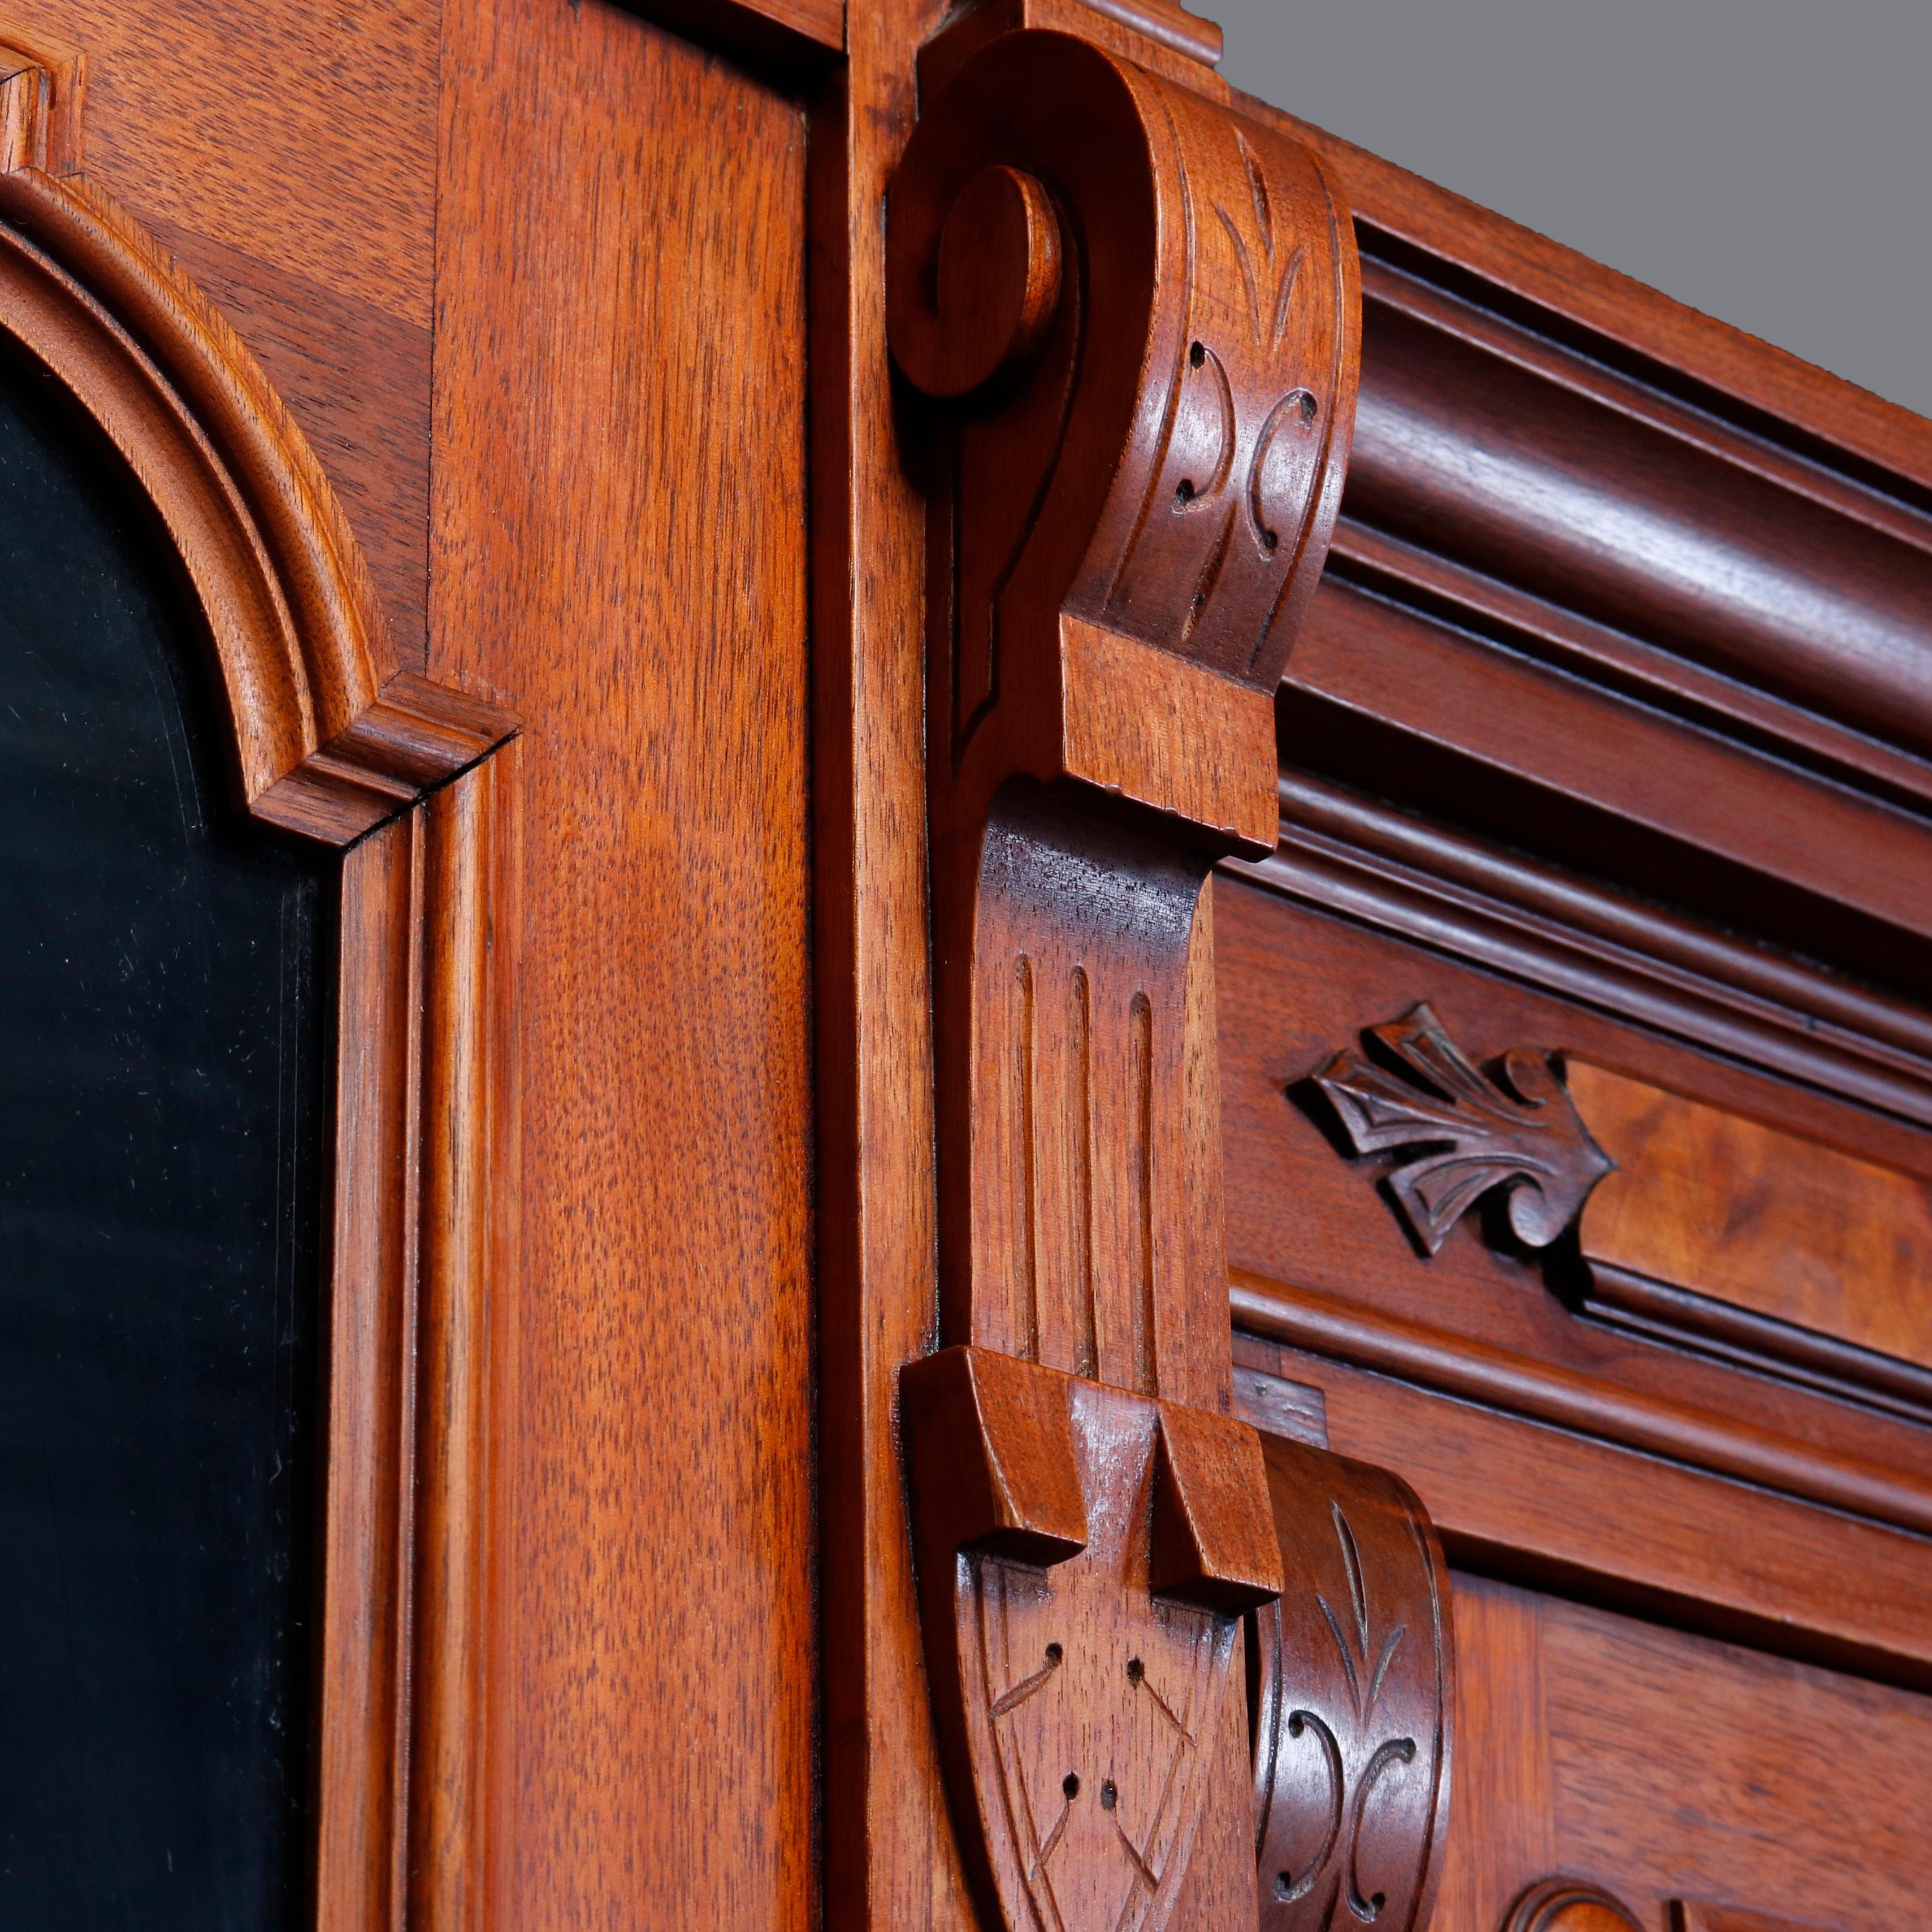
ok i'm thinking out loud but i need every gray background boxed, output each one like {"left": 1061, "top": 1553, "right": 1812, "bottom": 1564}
{"left": 1213, "top": 0, "right": 1931, "bottom": 421}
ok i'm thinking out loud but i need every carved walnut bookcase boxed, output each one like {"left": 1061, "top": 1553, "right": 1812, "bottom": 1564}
{"left": 4, "top": 0, "right": 1932, "bottom": 1929}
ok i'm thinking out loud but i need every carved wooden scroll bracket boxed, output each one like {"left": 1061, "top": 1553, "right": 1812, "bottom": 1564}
{"left": 889, "top": 28, "right": 1446, "bottom": 1932}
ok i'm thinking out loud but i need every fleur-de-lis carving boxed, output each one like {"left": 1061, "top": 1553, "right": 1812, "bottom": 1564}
{"left": 1311, "top": 1002, "right": 1614, "bottom": 1255}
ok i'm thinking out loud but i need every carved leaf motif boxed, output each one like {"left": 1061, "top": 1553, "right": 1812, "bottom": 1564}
{"left": 1218, "top": 131, "right": 1307, "bottom": 354}
{"left": 1271, "top": 1506, "right": 1418, "bottom": 1925}
{"left": 1312, "top": 1003, "right": 1614, "bottom": 1255}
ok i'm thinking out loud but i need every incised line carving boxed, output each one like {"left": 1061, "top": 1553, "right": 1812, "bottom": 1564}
{"left": 887, "top": 23, "right": 1371, "bottom": 1932}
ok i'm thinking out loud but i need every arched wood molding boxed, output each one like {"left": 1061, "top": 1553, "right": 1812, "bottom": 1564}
{"left": 0, "top": 29, "right": 516, "bottom": 845}
{"left": 1, "top": 31, "right": 518, "bottom": 1931}
{"left": 1502, "top": 1878, "right": 1644, "bottom": 1932}
{"left": 887, "top": 25, "right": 1448, "bottom": 1932}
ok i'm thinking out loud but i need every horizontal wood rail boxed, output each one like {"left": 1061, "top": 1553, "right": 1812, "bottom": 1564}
{"left": 1229, "top": 1271, "right": 1932, "bottom": 1541}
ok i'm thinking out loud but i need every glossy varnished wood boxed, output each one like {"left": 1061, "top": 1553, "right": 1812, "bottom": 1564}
{"left": 1488, "top": 1577, "right": 1932, "bottom": 1928}
{"left": 1499, "top": 1879, "right": 1643, "bottom": 1932}
{"left": 432, "top": 2, "right": 814, "bottom": 1925}
{"left": 1253, "top": 1437, "right": 1451, "bottom": 1932}
{"left": 1237, "top": 1327, "right": 1932, "bottom": 1693}
{"left": 0, "top": 47, "right": 514, "bottom": 841}
{"left": 0, "top": 33, "right": 521, "bottom": 1927}
{"left": 319, "top": 753, "right": 521, "bottom": 1932}
{"left": 1568, "top": 1062, "right": 1932, "bottom": 1378}
{"left": 1227, "top": 771, "right": 1932, "bottom": 1134}
{"left": 1673, "top": 1905, "right": 1831, "bottom": 1932}
{"left": 1215, "top": 883, "right": 1932, "bottom": 1524}
{"left": 1312, "top": 1002, "right": 1612, "bottom": 1257}
{"left": 623, "top": 0, "right": 844, "bottom": 66}
{"left": 0, "top": 0, "right": 439, "bottom": 661}
{"left": 808, "top": 2, "right": 965, "bottom": 1927}
{"left": 882, "top": 27, "right": 1417, "bottom": 1932}
{"left": 18, "top": 0, "right": 1932, "bottom": 1918}
{"left": 1213, "top": 84, "right": 1932, "bottom": 1043}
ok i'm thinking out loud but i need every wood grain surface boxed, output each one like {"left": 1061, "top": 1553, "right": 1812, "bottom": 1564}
{"left": 882, "top": 34, "right": 1397, "bottom": 1932}
{"left": 808, "top": 1, "right": 966, "bottom": 1927}
{"left": 1569, "top": 1061, "right": 1932, "bottom": 1374}
{"left": 1253, "top": 1437, "right": 1451, "bottom": 1932}
{"left": 1543, "top": 1585, "right": 1932, "bottom": 1928}
{"left": 318, "top": 817, "right": 422, "bottom": 1932}
{"left": 1227, "top": 770, "right": 1932, "bottom": 1136}
{"left": 1245, "top": 85, "right": 1932, "bottom": 518}
{"left": 1234, "top": 1331, "right": 1932, "bottom": 1694}
{"left": 1, "top": 48, "right": 522, "bottom": 1924}
{"left": 1232, "top": 1272, "right": 1932, "bottom": 1540}
{"left": 1498, "top": 1879, "right": 1643, "bottom": 1932}
{"left": 0, "top": 56, "right": 514, "bottom": 841}
{"left": 13, "top": 0, "right": 1932, "bottom": 1918}
{"left": 1673, "top": 1904, "right": 1833, "bottom": 1932}
{"left": 1428, "top": 1577, "right": 1554, "bottom": 1932}
{"left": 433, "top": 2, "right": 814, "bottom": 1925}
{"left": 0, "top": 0, "right": 437, "bottom": 664}
{"left": 1216, "top": 885, "right": 1932, "bottom": 1503}
{"left": 315, "top": 748, "right": 522, "bottom": 1932}
{"left": 623, "top": 0, "right": 843, "bottom": 65}
{"left": 1432, "top": 1575, "right": 1932, "bottom": 1929}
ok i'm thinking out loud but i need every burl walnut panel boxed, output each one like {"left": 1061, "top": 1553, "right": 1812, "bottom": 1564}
{"left": 1215, "top": 883, "right": 1932, "bottom": 1500}
{"left": 1568, "top": 1061, "right": 1932, "bottom": 1394}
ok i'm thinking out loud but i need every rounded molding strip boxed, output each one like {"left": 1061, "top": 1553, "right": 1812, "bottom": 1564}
{"left": 1505, "top": 1876, "right": 1647, "bottom": 1932}
{"left": 0, "top": 25, "right": 514, "bottom": 843}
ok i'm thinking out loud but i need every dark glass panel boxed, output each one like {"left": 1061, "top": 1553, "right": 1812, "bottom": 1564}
{"left": 0, "top": 339, "right": 325, "bottom": 1929}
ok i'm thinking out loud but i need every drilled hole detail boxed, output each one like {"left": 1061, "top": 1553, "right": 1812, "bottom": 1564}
{"left": 1100, "top": 1780, "right": 1118, "bottom": 1811}
{"left": 1063, "top": 1773, "right": 1081, "bottom": 1800}
{"left": 1174, "top": 478, "right": 1196, "bottom": 506}
{"left": 1125, "top": 1657, "right": 1144, "bottom": 1684}
{"left": 1045, "top": 1643, "right": 1063, "bottom": 1666}
{"left": 1189, "top": 340, "right": 1206, "bottom": 369}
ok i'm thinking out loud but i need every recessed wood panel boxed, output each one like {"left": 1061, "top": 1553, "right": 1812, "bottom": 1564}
{"left": 1214, "top": 877, "right": 1932, "bottom": 1488}
{"left": 1435, "top": 1573, "right": 1932, "bottom": 1932}
{"left": 1569, "top": 1059, "right": 1932, "bottom": 1375}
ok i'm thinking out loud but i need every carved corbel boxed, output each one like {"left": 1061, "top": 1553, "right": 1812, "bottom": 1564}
{"left": 888, "top": 29, "right": 1447, "bottom": 1932}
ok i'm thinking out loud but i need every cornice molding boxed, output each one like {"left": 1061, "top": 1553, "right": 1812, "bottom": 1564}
{"left": 1211, "top": 84, "right": 1932, "bottom": 1014}
{"left": 1224, "top": 770, "right": 1932, "bottom": 1133}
